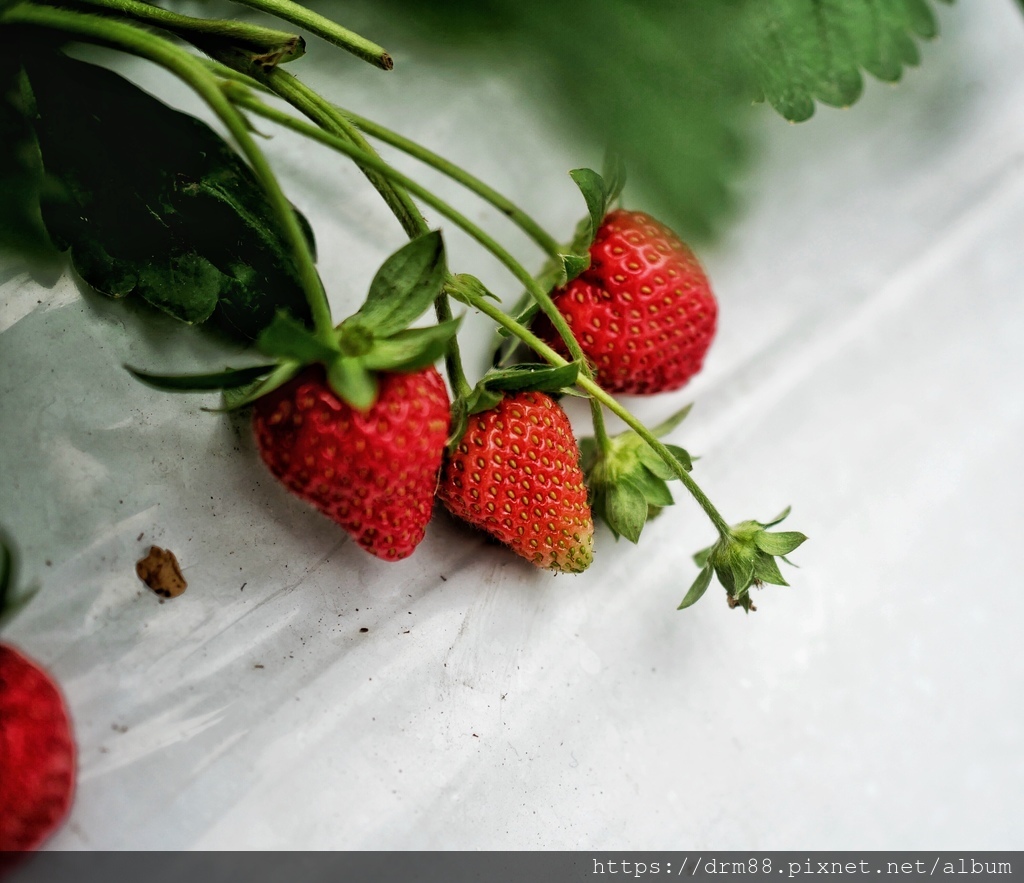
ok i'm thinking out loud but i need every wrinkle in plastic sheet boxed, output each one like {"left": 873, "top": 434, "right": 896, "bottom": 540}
{"left": 1, "top": 2, "right": 1023, "bottom": 850}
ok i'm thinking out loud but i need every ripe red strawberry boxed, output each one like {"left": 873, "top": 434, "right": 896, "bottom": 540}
{"left": 439, "top": 391, "right": 594, "bottom": 573}
{"left": 0, "top": 644, "right": 75, "bottom": 852}
{"left": 541, "top": 209, "right": 717, "bottom": 395}
{"left": 252, "top": 365, "right": 450, "bottom": 561}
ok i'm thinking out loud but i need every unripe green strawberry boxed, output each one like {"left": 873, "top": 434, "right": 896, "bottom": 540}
{"left": 439, "top": 391, "right": 594, "bottom": 573}
{"left": 0, "top": 644, "right": 75, "bottom": 852}
{"left": 542, "top": 209, "right": 717, "bottom": 395}
{"left": 252, "top": 365, "right": 450, "bottom": 561}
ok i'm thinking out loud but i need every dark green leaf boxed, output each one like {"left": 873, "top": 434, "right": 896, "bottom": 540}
{"left": 125, "top": 363, "right": 276, "bottom": 392}
{"left": 678, "top": 564, "right": 713, "bottom": 610}
{"left": 568, "top": 167, "right": 606, "bottom": 244}
{"left": 23, "top": 52, "right": 315, "bottom": 340}
{"left": 327, "top": 357, "right": 377, "bottom": 411}
{"left": 257, "top": 313, "right": 338, "bottom": 363}
{"left": 604, "top": 480, "right": 648, "bottom": 543}
{"left": 356, "top": 230, "right": 446, "bottom": 337}
{"left": 481, "top": 361, "right": 580, "bottom": 394}
{"left": 753, "top": 530, "right": 807, "bottom": 556}
{"left": 362, "top": 319, "right": 460, "bottom": 372}
{"left": 0, "top": 51, "right": 51, "bottom": 259}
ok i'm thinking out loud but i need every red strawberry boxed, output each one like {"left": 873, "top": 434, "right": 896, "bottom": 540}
{"left": 252, "top": 365, "right": 450, "bottom": 561}
{"left": 0, "top": 644, "right": 75, "bottom": 852}
{"left": 439, "top": 392, "right": 594, "bottom": 573}
{"left": 542, "top": 209, "right": 717, "bottom": 395}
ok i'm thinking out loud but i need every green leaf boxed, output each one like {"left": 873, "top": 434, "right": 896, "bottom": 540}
{"left": 219, "top": 361, "right": 300, "bottom": 410}
{"left": 752, "top": 551, "right": 789, "bottom": 587}
{"left": 678, "top": 564, "right": 714, "bottom": 611}
{"left": 604, "top": 480, "right": 648, "bottom": 544}
{"left": 481, "top": 361, "right": 580, "bottom": 394}
{"left": 761, "top": 506, "right": 793, "bottom": 528}
{"left": 626, "top": 470, "right": 674, "bottom": 509}
{"left": 464, "top": 386, "right": 504, "bottom": 417}
{"left": 693, "top": 543, "right": 715, "bottom": 569}
{"left": 356, "top": 230, "right": 447, "bottom": 337}
{"left": 0, "top": 528, "right": 38, "bottom": 629}
{"left": 362, "top": 319, "right": 460, "bottom": 372}
{"left": 327, "top": 357, "right": 378, "bottom": 411}
{"left": 568, "top": 167, "right": 607, "bottom": 243}
{"left": 125, "top": 363, "right": 276, "bottom": 392}
{"left": 560, "top": 252, "right": 590, "bottom": 282}
{"left": 743, "top": 0, "right": 951, "bottom": 122}
{"left": 753, "top": 530, "right": 808, "bottom": 556}
{"left": 23, "top": 51, "right": 315, "bottom": 340}
{"left": 257, "top": 313, "right": 338, "bottom": 363}
{"left": 601, "top": 149, "right": 627, "bottom": 207}
{"left": 638, "top": 443, "right": 692, "bottom": 480}
{"left": 649, "top": 403, "right": 694, "bottom": 438}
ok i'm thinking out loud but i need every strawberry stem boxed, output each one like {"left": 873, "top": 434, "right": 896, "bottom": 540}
{"left": 226, "top": 0, "right": 393, "bottom": 70}
{"left": 337, "top": 109, "right": 564, "bottom": 260}
{"left": 6, "top": 3, "right": 335, "bottom": 345}
{"left": 55, "top": 0, "right": 305, "bottom": 64}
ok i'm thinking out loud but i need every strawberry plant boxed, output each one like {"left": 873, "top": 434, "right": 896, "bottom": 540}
{"left": 0, "top": 0, "right": 958, "bottom": 646}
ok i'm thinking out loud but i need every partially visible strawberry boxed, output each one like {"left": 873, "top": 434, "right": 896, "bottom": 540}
{"left": 252, "top": 365, "right": 450, "bottom": 562}
{"left": 439, "top": 391, "right": 594, "bottom": 573}
{"left": 0, "top": 644, "right": 75, "bottom": 852}
{"left": 541, "top": 209, "right": 717, "bottom": 395}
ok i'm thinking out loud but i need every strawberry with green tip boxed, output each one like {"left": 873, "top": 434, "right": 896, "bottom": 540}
{"left": 440, "top": 372, "right": 593, "bottom": 573}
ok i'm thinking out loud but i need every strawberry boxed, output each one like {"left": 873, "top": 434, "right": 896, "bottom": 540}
{"left": 541, "top": 209, "right": 717, "bottom": 395}
{"left": 252, "top": 365, "right": 450, "bottom": 562}
{"left": 0, "top": 644, "right": 75, "bottom": 852}
{"left": 439, "top": 391, "right": 594, "bottom": 573}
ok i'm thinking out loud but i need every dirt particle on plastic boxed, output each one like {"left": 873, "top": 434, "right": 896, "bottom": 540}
{"left": 359, "top": 627, "right": 369, "bottom": 633}
{"left": 136, "top": 546, "right": 187, "bottom": 599}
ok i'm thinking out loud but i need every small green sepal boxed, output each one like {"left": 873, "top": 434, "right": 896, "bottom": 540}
{"left": 257, "top": 312, "right": 339, "bottom": 363}
{"left": 218, "top": 361, "right": 301, "bottom": 410}
{"left": 677, "top": 564, "right": 713, "bottom": 610}
{"left": 361, "top": 318, "right": 461, "bottom": 373}
{"left": 582, "top": 403, "right": 694, "bottom": 543}
{"left": 125, "top": 363, "right": 277, "bottom": 392}
{"left": 682, "top": 508, "right": 806, "bottom": 613}
{"left": 560, "top": 252, "right": 590, "bottom": 283}
{"left": 327, "top": 357, "right": 378, "bottom": 412}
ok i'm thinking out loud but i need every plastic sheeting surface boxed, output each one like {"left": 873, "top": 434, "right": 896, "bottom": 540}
{"left": 2, "top": 2, "right": 1022, "bottom": 849}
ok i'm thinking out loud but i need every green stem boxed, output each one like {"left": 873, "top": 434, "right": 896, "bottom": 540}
{"left": 232, "top": 91, "right": 586, "bottom": 366}
{"left": 259, "top": 68, "right": 426, "bottom": 238}
{"left": 227, "top": 0, "right": 393, "bottom": 70}
{"left": 339, "top": 109, "right": 563, "bottom": 259}
{"left": 62, "top": 0, "right": 305, "bottom": 64}
{"left": 7, "top": 3, "right": 333, "bottom": 341}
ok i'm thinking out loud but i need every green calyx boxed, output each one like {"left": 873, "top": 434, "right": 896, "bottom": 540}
{"left": 125, "top": 229, "right": 458, "bottom": 412}
{"left": 680, "top": 507, "right": 808, "bottom": 613}
{"left": 447, "top": 360, "right": 582, "bottom": 450}
{"left": 581, "top": 403, "right": 693, "bottom": 543}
